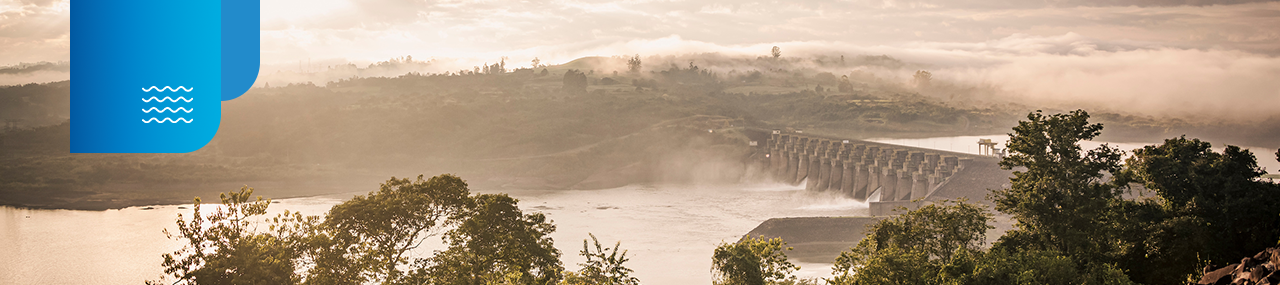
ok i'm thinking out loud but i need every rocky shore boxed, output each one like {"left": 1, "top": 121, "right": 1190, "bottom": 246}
{"left": 1197, "top": 247, "right": 1280, "bottom": 285}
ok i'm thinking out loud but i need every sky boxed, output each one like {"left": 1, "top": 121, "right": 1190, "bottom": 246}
{"left": 3, "top": 0, "right": 1279, "bottom": 119}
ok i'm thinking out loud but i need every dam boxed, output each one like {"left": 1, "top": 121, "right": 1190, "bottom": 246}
{"left": 754, "top": 129, "right": 1012, "bottom": 216}
{"left": 742, "top": 129, "right": 1015, "bottom": 263}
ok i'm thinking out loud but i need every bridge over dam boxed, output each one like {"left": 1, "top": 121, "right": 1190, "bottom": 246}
{"left": 740, "top": 129, "right": 1016, "bottom": 263}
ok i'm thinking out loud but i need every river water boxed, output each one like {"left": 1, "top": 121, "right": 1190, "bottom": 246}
{"left": 4, "top": 135, "right": 1275, "bottom": 285}
{"left": 0, "top": 184, "right": 866, "bottom": 285}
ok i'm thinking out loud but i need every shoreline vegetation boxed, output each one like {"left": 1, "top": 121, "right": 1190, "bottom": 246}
{"left": 3, "top": 54, "right": 1280, "bottom": 211}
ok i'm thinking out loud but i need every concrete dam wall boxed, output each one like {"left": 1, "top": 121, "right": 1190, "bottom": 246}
{"left": 741, "top": 130, "right": 1015, "bottom": 264}
{"left": 756, "top": 130, "right": 1011, "bottom": 215}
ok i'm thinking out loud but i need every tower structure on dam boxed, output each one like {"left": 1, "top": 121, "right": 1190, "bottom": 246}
{"left": 762, "top": 129, "right": 984, "bottom": 215}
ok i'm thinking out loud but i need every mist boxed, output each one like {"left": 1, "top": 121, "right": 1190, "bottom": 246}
{"left": 0, "top": 61, "right": 68, "bottom": 86}
{"left": 7, "top": 0, "right": 1279, "bottom": 121}
{"left": 251, "top": 31, "right": 1280, "bottom": 122}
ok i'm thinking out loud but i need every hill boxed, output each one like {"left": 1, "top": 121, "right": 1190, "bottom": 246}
{"left": 2, "top": 54, "right": 1277, "bottom": 209}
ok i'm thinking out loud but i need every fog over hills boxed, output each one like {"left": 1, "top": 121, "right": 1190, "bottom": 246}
{"left": 4, "top": 0, "right": 1279, "bottom": 120}
{"left": 2, "top": 51, "right": 1278, "bottom": 209}
{"left": 1, "top": 0, "right": 1278, "bottom": 209}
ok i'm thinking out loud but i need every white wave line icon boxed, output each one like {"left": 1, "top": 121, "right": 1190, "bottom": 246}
{"left": 141, "top": 117, "right": 194, "bottom": 123}
{"left": 141, "top": 107, "right": 194, "bottom": 113}
{"left": 141, "top": 96, "right": 194, "bottom": 103}
{"left": 141, "top": 86, "right": 194, "bottom": 92}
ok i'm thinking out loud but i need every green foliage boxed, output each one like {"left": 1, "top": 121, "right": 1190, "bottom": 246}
{"left": 870, "top": 199, "right": 991, "bottom": 261}
{"left": 990, "top": 109, "right": 1126, "bottom": 263}
{"left": 321, "top": 174, "right": 472, "bottom": 283}
{"left": 270, "top": 209, "right": 366, "bottom": 285}
{"left": 155, "top": 174, "right": 573, "bottom": 285}
{"left": 160, "top": 186, "right": 299, "bottom": 285}
{"left": 962, "top": 248, "right": 1134, "bottom": 285}
{"left": 831, "top": 244, "right": 936, "bottom": 285}
{"left": 1112, "top": 136, "right": 1280, "bottom": 284}
{"left": 412, "top": 193, "right": 563, "bottom": 285}
{"left": 987, "top": 110, "right": 1280, "bottom": 284}
{"left": 1120, "top": 137, "right": 1265, "bottom": 207}
{"left": 711, "top": 235, "right": 798, "bottom": 285}
{"left": 828, "top": 199, "right": 992, "bottom": 285}
{"left": 768, "top": 277, "right": 822, "bottom": 285}
{"left": 562, "top": 233, "right": 639, "bottom": 285}
{"left": 828, "top": 199, "right": 1135, "bottom": 285}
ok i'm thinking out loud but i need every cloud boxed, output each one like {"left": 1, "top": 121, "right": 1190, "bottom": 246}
{"left": 245, "top": 0, "right": 1280, "bottom": 67}
{"left": 1, "top": 0, "right": 1277, "bottom": 120}
{"left": 923, "top": 36, "right": 1280, "bottom": 121}
{"left": 0, "top": 0, "right": 68, "bottom": 65}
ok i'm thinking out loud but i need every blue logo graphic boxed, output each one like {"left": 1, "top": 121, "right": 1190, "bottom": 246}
{"left": 71, "top": 0, "right": 260, "bottom": 153}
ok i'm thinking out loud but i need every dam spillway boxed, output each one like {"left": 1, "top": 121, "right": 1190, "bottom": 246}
{"left": 757, "top": 130, "right": 1004, "bottom": 215}
{"left": 742, "top": 129, "right": 1014, "bottom": 261}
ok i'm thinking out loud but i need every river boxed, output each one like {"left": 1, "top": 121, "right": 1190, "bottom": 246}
{"left": 0, "top": 184, "right": 865, "bottom": 285}
{"left": 4, "top": 135, "right": 1275, "bottom": 285}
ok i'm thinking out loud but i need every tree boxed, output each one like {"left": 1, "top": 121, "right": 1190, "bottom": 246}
{"left": 913, "top": 70, "right": 932, "bottom": 88}
{"left": 415, "top": 194, "right": 563, "bottom": 285}
{"left": 837, "top": 75, "right": 853, "bottom": 92}
{"left": 1112, "top": 137, "right": 1280, "bottom": 284}
{"left": 532, "top": 57, "right": 541, "bottom": 69}
{"left": 320, "top": 174, "right": 472, "bottom": 284}
{"left": 158, "top": 186, "right": 299, "bottom": 285}
{"left": 153, "top": 175, "right": 573, "bottom": 285}
{"left": 272, "top": 209, "right": 367, "bottom": 285}
{"left": 828, "top": 199, "right": 992, "bottom": 285}
{"left": 770, "top": 46, "right": 781, "bottom": 59}
{"left": 960, "top": 248, "right": 1135, "bottom": 285}
{"left": 563, "top": 233, "right": 640, "bottom": 285}
{"left": 989, "top": 110, "right": 1126, "bottom": 264}
{"left": 828, "top": 199, "right": 1135, "bottom": 285}
{"left": 627, "top": 55, "right": 641, "bottom": 73}
{"left": 563, "top": 69, "right": 588, "bottom": 93}
{"left": 986, "top": 111, "right": 1280, "bottom": 284}
{"left": 711, "top": 236, "right": 798, "bottom": 285}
